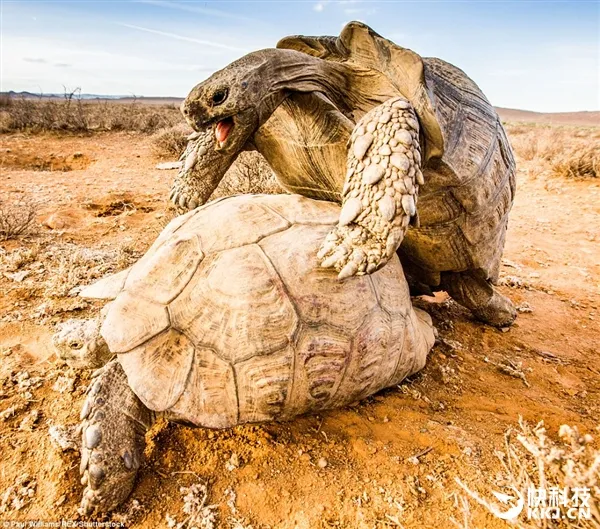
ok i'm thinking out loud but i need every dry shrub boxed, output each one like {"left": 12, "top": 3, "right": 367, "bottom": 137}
{"left": 0, "top": 200, "right": 38, "bottom": 241}
{"left": 506, "top": 122, "right": 600, "bottom": 179}
{"left": 0, "top": 92, "right": 183, "bottom": 133}
{"left": 216, "top": 151, "right": 283, "bottom": 197}
{"left": 152, "top": 123, "right": 193, "bottom": 158}
{"left": 455, "top": 419, "right": 599, "bottom": 528}
{"left": 552, "top": 145, "right": 599, "bottom": 179}
{"left": 42, "top": 241, "right": 141, "bottom": 298}
{"left": 166, "top": 481, "right": 217, "bottom": 529}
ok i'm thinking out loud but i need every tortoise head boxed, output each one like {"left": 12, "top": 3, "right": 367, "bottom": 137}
{"left": 52, "top": 318, "right": 110, "bottom": 369}
{"left": 175, "top": 48, "right": 351, "bottom": 211}
{"left": 181, "top": 50, "right": 291, "bottom": 155}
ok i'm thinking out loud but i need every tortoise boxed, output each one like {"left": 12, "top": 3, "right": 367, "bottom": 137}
{"left": 173, "top": 21, "right": 517, "bottom": 327}
{"left": 53, "top": 193, "right": 435, "bottom": 515}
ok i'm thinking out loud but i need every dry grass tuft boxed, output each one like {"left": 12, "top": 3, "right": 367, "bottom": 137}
{"left": 216, "top": 151, "right": 283, "bottom": 198}
{"left": 454, "top": 418, "right": 599, "bottom": 528}
{"left": 0, "top": 199, "right": 38, "bottom": 241}
{"left": 166, "top": 481, "right": 218, "bottom": 529}
{"left": 506, "top": 123, "right": 600, "bottom": 179}
{"left": 552, "top": 145, "right": 599, "bottom": 179}
{"left": 0, "top": 92, "right": 183, "bottom": 133}
{"left": 152, "top": 123, "right": 193, "bottom": 158}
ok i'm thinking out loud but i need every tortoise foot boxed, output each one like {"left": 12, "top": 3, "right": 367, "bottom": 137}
{"left": 319, "top": 96, "right": 423, "bottom": 278}
{"left": 79, "top": 360, "right": 153, "bottom": 515}
{"left": 441, "top": 270, "right": 517, "bottom": 328}
{"left": 471, "top": 289, "right": 517, "bottom": 328}
{"left": 318, "top": 224, "right": 389, "bottom": 278}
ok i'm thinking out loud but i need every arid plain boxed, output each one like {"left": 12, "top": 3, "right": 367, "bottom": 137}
{"left": 1, "top": 98, "right": 599, "bottom": 528}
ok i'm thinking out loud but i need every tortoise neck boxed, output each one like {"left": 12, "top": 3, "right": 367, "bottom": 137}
{"left": 256, "top": 50, "right": 354, "bottom": 124}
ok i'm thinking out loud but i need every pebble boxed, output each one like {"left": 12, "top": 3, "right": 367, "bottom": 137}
{"left": 317, "top": 457, "right": 328, "bottom": 468}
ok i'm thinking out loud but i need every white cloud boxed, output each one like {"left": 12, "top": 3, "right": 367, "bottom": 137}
{"left": 117, "top": 23, "right": 249, "bottom": 52}
{"left": 138, "top": 0, "right": 261, "bottom": 24}
{"left": 314, "top": 3, "right": 325, "bottom": 12}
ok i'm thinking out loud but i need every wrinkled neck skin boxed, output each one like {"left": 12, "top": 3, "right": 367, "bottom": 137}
{"left": 172, "top": 50, "right": 372, "bottom": 212}
{"left": 252, "top": 50, "right": 356, "bottom": 125}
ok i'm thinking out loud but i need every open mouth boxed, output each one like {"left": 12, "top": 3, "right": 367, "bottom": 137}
{"left": 215, "top": 117, "right": 234, "bottom": 146}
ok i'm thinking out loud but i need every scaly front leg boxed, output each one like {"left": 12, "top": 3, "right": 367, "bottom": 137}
{"left": 170, "top": 127, "right": 240, "bottom": 211}
{"left": 318, "top": 97, "right": 423, "bottom": 279}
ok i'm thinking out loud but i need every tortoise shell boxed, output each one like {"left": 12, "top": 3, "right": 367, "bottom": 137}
{"left": 85, "top": 194, "right": 434, "bottom": 428}
{"left": 277, "top": 22, "right": 516, "bottom": 284}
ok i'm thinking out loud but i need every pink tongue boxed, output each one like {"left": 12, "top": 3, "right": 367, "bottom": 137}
{"left": 215, "top": 120, "right": 233, "bottom": 143}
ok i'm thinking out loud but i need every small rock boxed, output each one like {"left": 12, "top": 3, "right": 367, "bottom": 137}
{"left": 4, "top": 271, "right": 29, "bottom": 282}
{"left": 317, "top": 458, "right": 328, "bottom": 468}
{"left": 48, "top": 424, "right": 79, "bottom": 452}
{"left": 42, "top": 214, "right": 67, "bottom": 230}
{"left": 155, "top": 161, "right": 182, "bottom": 170}
{"left": 19, "top": 410, "right": 40, "bottom": 431}
{"left": 52, "top": 376, "right": 75, "bottom": 394}
{"left": 225, "top": 452, "right": 240, "bottom": 471}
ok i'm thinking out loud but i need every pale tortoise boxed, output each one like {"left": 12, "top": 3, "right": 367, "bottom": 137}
{"left": 173, "top": 21, "right": 517, "bottom": 327}
{"left": 53, "top": 193, "right": 435, "bottom": 515}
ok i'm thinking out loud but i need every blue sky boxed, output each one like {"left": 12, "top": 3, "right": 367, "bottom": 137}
{"left": 2, "top": 0, "right": 598, "bottom": 112}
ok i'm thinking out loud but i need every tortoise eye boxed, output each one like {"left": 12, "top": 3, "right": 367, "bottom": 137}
{"left": 211, "top": 88, "right": 228, "bottom": 106}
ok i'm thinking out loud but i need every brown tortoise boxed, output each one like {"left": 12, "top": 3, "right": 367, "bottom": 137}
{"left": 173, "top": 21, "right": 517, "bottom": 327}
{"left": 53, "top": 193, "right": 435, "bottom": 514}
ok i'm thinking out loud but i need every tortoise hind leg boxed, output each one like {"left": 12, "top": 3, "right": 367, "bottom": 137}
{"left": 441, "top": 270, "right": 517, "bottom": 327}
{"left": 318, "top": 96, "right": 423, "bottom": 279}
{"left": 79, "top": 359, "right": 155, "bottom": 515}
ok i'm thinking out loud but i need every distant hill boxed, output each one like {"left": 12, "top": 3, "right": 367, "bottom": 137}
{"left": 496, "top": 107, "right": 600, "bottom": 127}
{"left": 2, "top": 91, "right": 598, "bottom": 125}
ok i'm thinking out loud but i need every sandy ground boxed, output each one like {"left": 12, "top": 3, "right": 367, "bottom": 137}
{"left": 0, "top": 126, "right": 598, "bottom": 528}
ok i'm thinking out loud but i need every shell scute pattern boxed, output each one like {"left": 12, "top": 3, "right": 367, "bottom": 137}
{"left": 175, "top": 197, "right": 291, "bottom": 255}
{"left": 289, "top": 326, "right": 351, "bottom": 414}
{"left": 101, "top": 195, "right": 432, "bottom": 427}
{"left": 168, "top": 345, "right": 238, "bottom": 428}
{"left": 252, "top": 194, "right": 341, "bottom": 226}
{"left": 101, "top": 293, "right": 170, "bottom": 354}
{"left": 235, "top": 345, "right": 294, "bottom": 423}
{"left": 258, "top": 224, "right": 380, "bottom": 332}
{"left": 169, "top": 244, "right": 299, "bottom": 365}
{"left": 118, "top": 328, "right": 195, "bottom": 412}
{"left": 124, "top": 233, "right": 203, "bottom": 305}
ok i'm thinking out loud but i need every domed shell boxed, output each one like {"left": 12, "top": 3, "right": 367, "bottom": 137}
{"left": 96, "top": 194, "right": 433, "bottom": 428}
{"left": 277, "top": 22, "right": 516, "bottom": 282}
